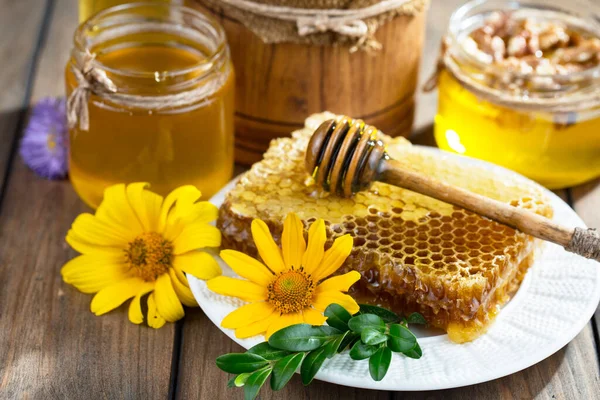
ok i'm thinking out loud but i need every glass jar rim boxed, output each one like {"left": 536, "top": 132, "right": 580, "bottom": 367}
{"left": 446, "top": 0, "right": 600, "bottom": 85}
{"left": 73, "top": 2, "right": 228, "bottom": 81}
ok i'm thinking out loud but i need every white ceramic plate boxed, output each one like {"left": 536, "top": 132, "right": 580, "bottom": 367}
{"left": 188, "top": 147, "right": 600, "bottom": 391}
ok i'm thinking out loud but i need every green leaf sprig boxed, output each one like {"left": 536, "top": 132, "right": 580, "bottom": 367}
{"left": 216, "top": 304, "right": 426, "bottom": 399}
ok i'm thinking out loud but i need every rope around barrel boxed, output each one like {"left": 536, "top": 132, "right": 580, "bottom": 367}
{"left": 219, "top": 0, "right": 412, "bottom": 39}
{"left": 204, "top": 0, "right": 427, "bottom": 50}
{"left": 67, "top": 51, "right": 226, "bottom": 131}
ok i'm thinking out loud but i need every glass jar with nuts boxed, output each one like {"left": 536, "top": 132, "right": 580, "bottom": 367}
{"left": 433, "top": 0, "right": 600, "bottom": 189}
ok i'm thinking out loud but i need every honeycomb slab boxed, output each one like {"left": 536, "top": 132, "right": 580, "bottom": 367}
{"left": 218, "top": 112, "right": 553, "bottom": 343}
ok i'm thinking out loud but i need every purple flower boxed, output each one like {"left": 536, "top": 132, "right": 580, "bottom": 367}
{"left": 20, "top": 97, "right": 69, "bottom": 180}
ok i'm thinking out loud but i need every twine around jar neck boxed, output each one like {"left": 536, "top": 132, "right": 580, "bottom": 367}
{"left": 220, "top": 0, "right": 412, "bottom": 36}
{"left": 67, "top": 50, "right": 228, "bottom": 131}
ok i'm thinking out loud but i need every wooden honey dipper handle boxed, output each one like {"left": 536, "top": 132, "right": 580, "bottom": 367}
{"left": 305, "top": 117, "right": 600, "bottom": 262}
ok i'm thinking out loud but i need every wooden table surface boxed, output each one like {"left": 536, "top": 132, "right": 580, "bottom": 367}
{"left": 1, "top": 0, "right": 599, "bottom": 399}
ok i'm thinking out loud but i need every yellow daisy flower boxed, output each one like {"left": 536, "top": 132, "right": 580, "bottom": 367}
{"left": 207, "top": 213, "right": 361, "bottom": 339}
{"left": 61, "top": 182, "right": 222, "bottom": 328}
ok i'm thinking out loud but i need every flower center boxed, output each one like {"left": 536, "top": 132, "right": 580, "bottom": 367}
{"left": 46, "top": 132, "right": 57, "bottom": 151}
{"left": 267, "top": 268, "right": 315, "bottom": 314}
{"left": 125, "top": 232, "right": 173, "bottom": 281}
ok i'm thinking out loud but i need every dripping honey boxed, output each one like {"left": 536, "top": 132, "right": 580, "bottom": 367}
{"left": 66, "top": 4, "right": 234, "bottom": 208}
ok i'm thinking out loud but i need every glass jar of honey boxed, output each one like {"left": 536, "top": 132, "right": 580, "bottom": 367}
{"left": 66, "top": 3, "right": 234, "bottom": 208}
{"left": 434, "top": 0, "right": 600, "bottom": 189}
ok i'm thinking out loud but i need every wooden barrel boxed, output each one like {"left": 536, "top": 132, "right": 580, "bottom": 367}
{"left": 193, "top": 2, "right": 428, "bottom": 165}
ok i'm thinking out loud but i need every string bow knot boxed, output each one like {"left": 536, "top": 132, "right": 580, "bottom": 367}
{"left": 296, "top": 16, "right": 368, "bottom": 38}
{"left": 67, "top": 51, "right": 117, "bottom": 131}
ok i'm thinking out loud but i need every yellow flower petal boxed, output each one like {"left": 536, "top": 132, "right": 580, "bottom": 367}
{"left": 125, "top": 182, "right": 151, "bottom": 229}
{"left": 235, "top": 312, "right": 280, "bottom": 339}
{"left": 159, "top": 185, "right": 202, "bottom": 236}
{"left": 70, "top": 213, "right": 133, "bottom": 247}
{"left": 312, "top": 234, "right": 354, "bottom": 281}
{"left": 220, "top": 249, "right": 273, "bottom": 286}
{"left": 251, "top": 219, "right": 285, "bottom": 273}
{"left": 154, "top": 273, "right": 185, "bottom": 322}
{"left": 90, "top": 278, "right": 153, "bottom": 315}
{"left": 172, "top": 224, "right": 221, "bottom": 254}
{"left": 61, "top": 254, "right": 132, "bottom": 293}
{"left": 128, "top": 286, "right": 155, "bottom": 324}
{"left": 173, "top": 251, "right": 221, "bottom": 280}
{"left": 65, "top": 232, "right": 124, "bottom": 257}
{"left": 207, "top": 276, "right": 268, "bottom": 302}
{"left": 221, "top": 301, "right": 275, "bottom": 329}
{"left": 302, "top": 219, "right": 326, "bottom": 274}
{"left": 129, "top": 294, "right": 145, "bottom": 325}
{"left": 181, "top": 201, "right": 219, "bottom": 225}
{"left": 302, "top": 308, "right": 327, "bottom": 326}
{"left": 168, "top": 269, "right": 197, "bottom": 307}
{"left": 316, "top": 271, "right": 361, "bottom": 293}
{"left": 95, "top": 183, "right": 144, "bottom": 235}
{"left": 266, "top": 312, "right": 303, "bottom": 339}
{"left": 126, "top": 182, "right": 163, "bottom": 232}
{"left": 159, "top": 186, "right": 200, "bottom": 225}
{"left": 148, "top": 293, "right": 166, "bottom": 329}
{"left": 312, "top": 290, "right": 360, "bottom": 315}
{"left": 172, "top": 263, "right": 188, "bottom": 285}
{"left": 282, "top": 213, "right": 306, "bottom": 270}
{"left": 170, "top": 187, "right": 202, "bottom": 222}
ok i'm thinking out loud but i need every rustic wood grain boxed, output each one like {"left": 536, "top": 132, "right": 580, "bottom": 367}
{"left": 0, "top": 0, "right": 175, "bottom": 398}
{"left": 571, "top": 180, "right": 600, "bottom": 359}
{"left": 0, "top": 0, "right": 50, "bottom": 197}
{"left": 2, "top": 0, "right": 600, "bottom": 399}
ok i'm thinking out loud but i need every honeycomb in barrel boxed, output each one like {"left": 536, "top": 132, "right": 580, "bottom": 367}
{"left": 218, "top": 112, "right": 553, "bottom": 343}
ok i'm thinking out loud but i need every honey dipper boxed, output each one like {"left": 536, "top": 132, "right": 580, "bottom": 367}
{"left": 305, "top": 116, "right": 600, "bottom": 262}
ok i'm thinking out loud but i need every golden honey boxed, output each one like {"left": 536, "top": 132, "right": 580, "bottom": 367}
{"left": 435, "top": 70, "right": 600, "bottom": 189}
{"left": 434, "top": 0, "right": 600, "bottom": 189}
{"left": 217, "top": 112, "right": 553, "bottom": 343}
{"left": 67, "top": 4, "right": 234, "bottom": 208}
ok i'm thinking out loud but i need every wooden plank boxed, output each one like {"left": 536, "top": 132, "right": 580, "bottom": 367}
{"left": 570, "top": 179, "right": 600, "bottom": 244}
{"left": 0, "top": 0, "right": 175, "bottom": 398}
{"left": 571, "top": 179, "right": 600, "bottom": 358}
{"left": 0, "top": 0, "right": 51, "bottom": 197}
